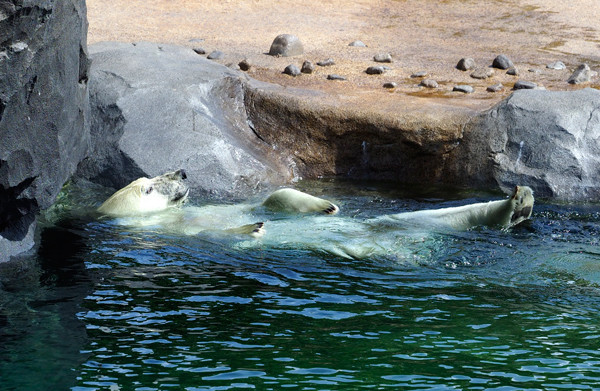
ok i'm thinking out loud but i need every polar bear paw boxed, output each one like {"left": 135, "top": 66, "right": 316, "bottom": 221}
{"left": 226, "top": 222, "right": 266, "bottom": 238}
{"left": 509, "top": 186, "right": 534, "bottom": 226}
{"left": 263, "top": 188, "right": 339, "bottom": 215}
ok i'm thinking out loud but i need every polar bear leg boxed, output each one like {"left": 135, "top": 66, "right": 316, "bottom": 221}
{"left": 224, "top": 222, "right": 266, "bottom": 238}
{"left": 262, "top": 188, "right": 339, "bottom": 215}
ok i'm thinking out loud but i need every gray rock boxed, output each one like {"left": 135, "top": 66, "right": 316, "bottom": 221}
{"left": 207, "top": 50, "right": 224, "bottom": 60}
{"left": 327, "top": 74, "right": 346, "bottom": 81}
{"left": 373, "top": 53, "right": 393, "bottom": 63}
{"left": 547, "top": 61, "right": 566, "bottom": 70}
{"left": 486, "top": 83, "right": 504, "bottom": 92}
{"left": 284, "top": 64, "right": 301, "bottom": 76}
{"left": 453, "top": 85, "right": 474, "bottom": 93}
{"left": 492, "top": 54, "right": 514, "bottom": 70}
{"left": 452, "top": 88, "right": 600, "bottom": 201}
{"left": 383, "top": 82, "right": 397, "bottom": 89}
{"left": 470, "top": 67, "right": 494, "bottom": 79}
{"left": 317, "top": 58, "right": 335, "bottom": 66}
{"left": 568, "top": 63, "right": 592, "bottom": 84}
{"left": 366, "top": 66, "right": 386, "bottom": 75}
{"left": 193, "top": 47, "right": 206, "bottom": 55}
{"left": 268, "top": 34, "right": 304, "bottom": 57}
{"left": 349, "top": 40, "right": 367, "bottom": 47}
{"left": 78, "top": 42, "right": 288, "bottom": 200}
{"left": 419, "top": 79, "right": 439, "bottom": 88}
{"left": 238, "top": 59, "right": 251, "bottom": 71}
{"left": 411, "top": 71, "right": 428, "bottom": 78}
{"left": 513, "top": 80, "right": 537, "bottom": 90}
{"left": 301, "top": 60, "right": 315, "bottom": 74}
{"left": 456, "top": 57, "right": 476, "bottom": 71}
{"left": 507, "top": 67, "right": 519, "bottom": 76}
{"left": 0, "top": 0, "right": 90, "bottom": 262}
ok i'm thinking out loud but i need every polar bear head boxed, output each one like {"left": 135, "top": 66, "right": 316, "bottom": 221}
{"left": 509, "top": 185, "right": 534, "bottom": 226}
{"left": 97, "top": 169, "right": 189, "bottom": 217}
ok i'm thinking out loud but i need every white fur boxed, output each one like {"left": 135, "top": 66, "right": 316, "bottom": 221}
{"left": 263, "top": 188, "right": 339, "bottom": 214}
{"left": 97, "top": 178, "right": 172, "bottom": 216}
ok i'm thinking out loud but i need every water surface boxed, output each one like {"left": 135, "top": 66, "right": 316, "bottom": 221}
{"left": 1, "top": 180, "right": 600, "bottom": 390}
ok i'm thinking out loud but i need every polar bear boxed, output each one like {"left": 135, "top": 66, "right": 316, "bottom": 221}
{"left": 369, "top": 185, "right": 534, "bottom": 230}
{"left": 97, "top": 169, "right": 190, "bottom": 217}
{"left": 96, "top": 170, "right": 339, "bottom": 238}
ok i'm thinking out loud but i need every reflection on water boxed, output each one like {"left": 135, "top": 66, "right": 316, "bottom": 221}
{"left": 1, "top": 180, "right": 600, "bottom": 390}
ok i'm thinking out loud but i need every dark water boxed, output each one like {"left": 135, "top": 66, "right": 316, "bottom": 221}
{"left": 2, "top": 180, "right": 600, "bottom": 390}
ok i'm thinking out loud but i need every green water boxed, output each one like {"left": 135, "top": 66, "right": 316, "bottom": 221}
{"left": 1, "top": 181, "right": 600, "bottom": 390}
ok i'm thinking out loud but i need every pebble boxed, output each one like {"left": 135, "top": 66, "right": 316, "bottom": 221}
{"left": 373, "top": 53, "right": 393, "bottom": 63}
{"left": 453, "top": 85, "right": 474, "bottom": 93}
{"left": 269, "top": 34, "right": 304, "bottom": 57}
{"left": 547, "top": 61, "right": 566, "bottom": 70}
{"left": 527, "top": 68, "right": 540, "bottom": 74}
{"left": 470, "top": 67, "right": 494, "bottom": 79}
{"left": 366, "top": 66, "right": 386, "bottom": 75}
{"left": 301, "top": 60, "right": 315, "bottom": 74}
{"left": 349, "top": 40, "right": 367, "bottom": 47}
{"left": 420, "top": 79, "right": 439, "bottom": 88}
{"left": 327, "top": 74, "right": 346, "bottom": 81}
{"left": 193, "top": 47, "right": 206, "bottom": 55}
{"left": 383, "top": 82, "right": 397, "bottom": 89}
{"left": 487, "top": 83, "right": 504, "bottom": 92}
{"left": 568, "top": 63, "right": 592, "bottom": 84}
{"left": 513, "top": 80, "right": 537, "bottom": 89}
{"left": 456, "top": 57, "right": 476, "bottom": 71}
{"left": 411, "top": 71, "right": 428, "bottom": 78}
{"left": 317, "top": 58, "right": 335, "bottom": 66}
{"left": 207, "top": 50, "right": 224, "bottom": 60}
{"left": 492, "top": 54, "right": 514, "bottom": 70}
{"left": 238, "top": 59, "right": 251, "bottom": 71}
{"left": 283, "top": 64, "right": 301, "bottom": 76}
{"left": 507, "top": 67, "right": 519, "bottom": 76}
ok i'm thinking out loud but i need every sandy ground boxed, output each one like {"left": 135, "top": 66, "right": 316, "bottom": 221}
{"left": 87, "top": 0, "right": 600, "bottom": 110}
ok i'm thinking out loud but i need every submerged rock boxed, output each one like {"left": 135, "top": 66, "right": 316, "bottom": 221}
{"left": 419, "top": 79, "right": 439, "bottom": 88}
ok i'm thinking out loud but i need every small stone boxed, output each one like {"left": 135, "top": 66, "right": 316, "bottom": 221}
{"left": 283, "top": 64, "right": 301, "bottom": 76}
{"left": 193, "top": 47, "right": 206, "bottom": 55}
{"left": 453, "top": 85, "right": 474, "bottom": 93}
{"left": 527, "top": 68, "right": 540, "bottom": 74}
{"left": 207, "top": 50, "right": 224, "bottom": 60}
{"left": 373, "top": 53, "right": 393, "bottom": 63}
{"left": 420, "top": 79, "right": 439, "bottom": 88}
{"left": 366, "top": 66, "right": 386, "bottom": 75}
{"left": 470, "top": 67, "right": 494, "bottom": 79}
{"left": 383, "top": 82, "right": 397, "bottom": 89}
{"left": 301, "top": 60, "right": 315, "bottom": 74}
{"left": 349, "top": 40, "right": 367, "bottom": 47}
{"left": 269, "top": 34, "right": 304, "bottom": 57}
{"left": 410, "top": 71, "right": 428, "bottom": 78}
{"left": 507, "top": 67, "right": 519, "bottom": 76}
{"left": 327, "top": 74, "right": 346, "bottom": 81}
{"left": 317, "top": 58, "right": 335, "bottom": 66}
{"left": 547, "top": 61, "right": 566, "bottom": 70}
{"left": 568, "top": 63, "right": 592, "bottom": 84}
{"left": 487, "top": 83, "right": 504, "bottom": 92}
{"left": 456, "top": 57, "right": 476, "bottom": 71}
{"left": 492, "top": 54, "right": 514, "bottom": 70}
{"left": 238, "top": 59, "right": 251, "bottom": 71}
{"left": 513, "top": 80, "right": 537, "bottom": 90}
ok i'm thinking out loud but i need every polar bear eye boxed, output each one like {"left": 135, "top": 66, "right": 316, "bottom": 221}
{"left": 144, "top": 185, "right": 154, "bottom": 195}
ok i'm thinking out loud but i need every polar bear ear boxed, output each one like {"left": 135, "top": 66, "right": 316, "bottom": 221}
{"left": 141, "top": 185, "right": 154, "bottom": 195}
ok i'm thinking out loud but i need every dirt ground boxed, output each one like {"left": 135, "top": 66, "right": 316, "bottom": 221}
{"left": 87, "top": 0, "right": 600, "bottom": 111}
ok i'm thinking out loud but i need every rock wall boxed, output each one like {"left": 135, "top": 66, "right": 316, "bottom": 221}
{"left": 0, "top": 0, "right": 90, "bottom": 262}
{"left": 449, "top": 88, "right": 600, "bottom": 201}
{"left": 76, "top": 42, "right": 290, "bottom": 199}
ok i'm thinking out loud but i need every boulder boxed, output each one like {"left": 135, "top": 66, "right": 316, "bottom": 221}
{"left": 77, "top": 42, "right": 291, "bottom": 199}
{"left": 449, "top": 88, "right": 600, "bottom": 201}
{"left": 268, "top": 34, "right": 304, "bottom": 57}
{"left": 0, "top": 0, "right": 90, "bottom": 262}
